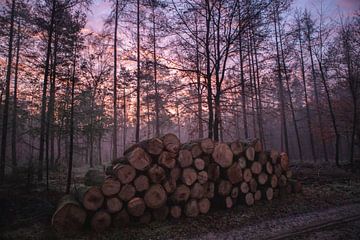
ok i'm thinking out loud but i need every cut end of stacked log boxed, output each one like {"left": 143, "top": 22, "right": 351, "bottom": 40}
{"left": 52, "top": 134, "right": 302, "bottom": 234}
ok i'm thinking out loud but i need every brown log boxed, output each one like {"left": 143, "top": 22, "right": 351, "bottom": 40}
{"left": 113, "top": 209, "right": 130, "bottom": 227}
{"left": 254, "top": 190, "right": 261, "bottom": 201}
{"left": 238, "top": 157, "right": 247, "bottom": 169}
{"left": 127, "top": 197, "right": 146, "bottom": 217}
{"left": 76, "top": 186, "right": 104, "bottom": 211}
{"left": 171, "top": 184, "right": 190, "bottom": 203}
{"left": 270, "top": 175, "right": 278, "bottom": 188}
{"left": 208, "top": 163, "right": 220, "bottom": 181}
{"left": 91, "top": 210, "right": 111, "bottom": 233}
{"left": 152, "top": 205, "right": 169, "bottom": 221}
{"left": 286, "top": 170, "right": 293, "bottom": 179}
{"left": 212, "top": 143, "right": 233, "bottom": 168}
{"left": 230, "top": 140, "right": 244, "bottom": 155}
{"left": 200, "top": 138, "right": 214, "bottom": 154}
{"left": 197, "top": 171, "right": 208, "bottom": 184}
{"left": 148, "top": 164, "right": 166, "bottom": 183}
{"left": 258, "top": 172, "right": 268, "bottom": 185}
{"left": 218, "top": 180, "right": 232, "bottom": 196}
{"left": 170, "top": 205, "right": 182, "bottom": 218}
{"left": 84, "top": 169, "right": 105, "bottom": 186}
{"left": 257, "top": 152, "right": 268, "bottom": 165}
{"left": 240, "top": 182, "right": 249, "bottom": 194}
{"left": 170, "top": 167, "right": 181, "bottom": 182}
{"left": 289, "top": 179, "right": 302, "bottom": 193}
{"left": 133, "top": 175, "right": 150, "bottom": 192}
{"left": 270, "top": 150, "right": 279, "bottom": 164}
{"left": 105, "top": 197, "right": 123, "bottom": 213}
{"left": 158, "top": 151, "right": 176, "bottom": 169}
{"left": 194, "top": 158, "right": 205, "bottom": 171}
{"left": 225, "top": 196, "right": 234, "bottom": 208}
{"left": 183, "top": 142, "right": 203, "bottom": 158}
{"left": 118, "top": 184, "right": 136, "bottom": 202}
{"left": 163, "top": 179, "right": 177, "bottom": 193}
{"left": 204, "top": 182, "right": 215, "bottom": 198}
{"left": 252, "top": 139, "right": 263, "bottom": 152}
{"left": 265, "top": 187, "right": 274, "bottom": 201}
{"left": 231, "top": 187, "right": 239, "bottom": 199}
{"left": 227, "top": 162, "right": 243, "bottom": 184}
{"left": 191, "top": 182, "right": 205, "bottom": 199}
{"left": 178, "top": 149, "right": 193, "bottom": 168}
{"left": 114, "top": 164, "right": 136, "bottom": 184}
{"left": 279, "top": 174, "right": 287, "bottom": 187}
{"left": 249, "top": 178, "right": 257, "bottom": 193}
{"left": 139, "top": 210, "right": 152, "bottom": 224}
{"left": 182, "top": 167, "right": 197, "bottom": 186}
{"left": 101, "top": 178, "right": 121, "bottom": 197}
{"left": 243, "top": 168, "right": 253, "bottom": 182}
{"left": 280, "top": 152, "right": 289, "bottom": 171}
{"left": 245, "top": 192, "right": 254, "bottom": 206}
{"left": 144, "top": 184, "right": 167, "bottom": 209}
{"left": 185, "top": 199, "right": 199, "bottom": 217}
{"left": 251, "top": 161, "right": 262, "bottom": 175}
{"left": 274, "top": 164, "right": 282, "bottom": 178}
{"left": 162, "top": 133, "right": 181, "bottom": 153}
{"left": 266, "top": 161, "right": 273, "bottom": 175}
{"left": 127, "top": 147, "right": 152, "bottom": 171}
{"left": 245, "top": 147, "right": 255, "bottom": 161}
{"left": 52, "top": 195, "right": 87, "bottom": 234}
{"left": 198, "top": 198, "right": 211, "bottom": 214}
{"left": 143, "top": 138, "right": 164, "bottom": 155}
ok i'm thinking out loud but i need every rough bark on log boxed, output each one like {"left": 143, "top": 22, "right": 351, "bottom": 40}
{"left": 91, "top": 210, "right": 111, "bottom": 233}
{"left": 144, "top": 184, "right": 167, "bottom": 209}
{"left": 270, "top": 150, "right": 279, "bottom": 164}
{"left": 182, "top": 167, "right": 197, "bottom": 186}
{"left": 52, "top": 195, "right": 87, "bottom": 234}
{"left": 148, "top": 164, "right": 166, "bottom": 183}
{"left": 212, "top": 143, "right": 233, "bottom": 168}
{"left": 274, "top": 164, "right": 282, "bottom": 178}
{"left": 185, "top": 199, "right": 199, "bottom": 217}
{"left": 127, "top": 197, "right": 146, "bottom": 217}
{"left": 134, "top": 175, "right": 150, "bottom": 192}
{"left": 280, "top": 152, "right": 289, "bottom": 171}
{"left": 142, "top": 138, "right": 164, "bottom": 155}
{"left": 230, "top": 140, "right": 244, "bottom": 155}
{"left": 257, "top": 152, "right": 268, "bottom": 165}
{"left": 76, "top": 186, "right": 104, "bottom": 211}
{"left": 183, "top": 143, "right": 203, "bottom": 158}
{"left": 178, "top": 149, "right": 193, "bottom": 168}
{"left": 114, "top": 164, "right": 136, "bottom": 184}
{"left": 162, "top": 133, "right": 181, "bottom": 153}
{"left": 101, "top": 178, "right": 121, "bottom": 197}
{"left": 118, "top": 184, "right": 136, "bottom": 202}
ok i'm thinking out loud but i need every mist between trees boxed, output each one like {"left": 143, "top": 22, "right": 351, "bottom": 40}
{"left": 0, "top": 0, "right": 359, "bottom": 190}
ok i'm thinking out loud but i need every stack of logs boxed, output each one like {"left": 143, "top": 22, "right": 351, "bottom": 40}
{"left": 52, "top": 133, "right": 302, "bottom": 234}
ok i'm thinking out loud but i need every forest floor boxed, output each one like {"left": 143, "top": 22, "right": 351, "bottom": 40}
{"left": 1, "top": 162, "right": 360, "bottom": 240}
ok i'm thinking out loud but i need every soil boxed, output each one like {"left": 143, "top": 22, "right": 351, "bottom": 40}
{"left": 0, "top": 162, "right": 360, "bottom": 240}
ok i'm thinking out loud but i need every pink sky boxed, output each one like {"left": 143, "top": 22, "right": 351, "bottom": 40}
{"left": 86, "top": 0, "right": 360, "bottom": 33}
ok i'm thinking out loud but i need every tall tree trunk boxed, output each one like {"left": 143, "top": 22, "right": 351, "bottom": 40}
{"left": 152, "top": 5, "right": 160, "bottom": 137}
{"left": 278, "top": 16, "right": 303, "bottom": 161}
{"left": 273, "top": 9, "right": 289, "bottom": 154}
{"left": 306, "top": 22, "right": 328, "bottom": 162}
{"left": 38, "top": 0, "right": 56, "bottom": 181}
{"left": 0, "top": 0, "right": 16, "bottom": 183}
{"left": 297, "top": 19, "right": 316, "bottom": 161}
{"left": 247, "top": 31, "right": 256, "bottom": 138}
{"left": 113, "top": 0, "right": 119, "bottom": 161}
{"left": 66, "top": 44, "right": 77, "bottom": 194}
{"left": 195, "top": 12, "right": 203, "bottom": 139}
{"left": 123, "top": 80, "right": 126, "bottom": 152}
{"left": 135, "top": 0, "right": 141, "bottom": 143}
{"left": 205, "top": 0, "right": 213, "bottom": 139}
{"left": 238, "top": 33, "right": 248, "bottom": 139}
{"left": 98, "top": 134, "right": 102, "bottom": 165}
{"left": 12, "top": 17, "right": 21, "bottom": 175}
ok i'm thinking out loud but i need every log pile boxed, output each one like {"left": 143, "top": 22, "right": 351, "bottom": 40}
{"left": 52, "top": 133, "right": 302, "bottom": 233}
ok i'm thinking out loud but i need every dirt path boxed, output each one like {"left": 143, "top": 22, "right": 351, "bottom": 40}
{"left": 194, "top": 203, "right": 360, "bottom": 240}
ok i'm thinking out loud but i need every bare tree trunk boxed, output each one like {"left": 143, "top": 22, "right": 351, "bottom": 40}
{"left": 0, "top": 0, "right": 16, "bottom": 183}
{"left": 238, "top": 33, "right": 248, "bottom": 139}
{"left": 195, "top": 12, "right": 203, "bottom": 139}
{"left": 297, "top": 18, "right": 316, "bottom": 161}
{"left": 152, "top": 5, "right": 160, "bottom": 137}
{"left": 98, "top": 134, "right": 102, "bottom": 165}
{"left": 248, "top": 31, "right": 256, "bottom": 138}
{"left": 123, "top": 81, "right": 126, "bottom": 152}
{"left": 278, "top": 16, "right": 302, "bottom": 161}
{"left": 12, "top": 18, "right": 21, "bottom": 175}
{"left": 135, "top": 0, "right": 141, "bottom": 143}
{"left": 38, "top": 0, "right": 56, "bottom": 181}
{"left": 205, "top": 0, "right": 213, "bottom": 139}
{"left": 113, "top": 0, "right": 119, "bottom": 161}
{"left": 273, "top": 9, "right": 289, "bottom": 154}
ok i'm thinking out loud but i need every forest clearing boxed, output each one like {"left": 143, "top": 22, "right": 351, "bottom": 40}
{"left": 0, "top": 0, "right": 360, "bottom": 239}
